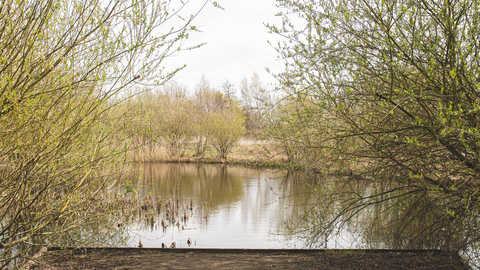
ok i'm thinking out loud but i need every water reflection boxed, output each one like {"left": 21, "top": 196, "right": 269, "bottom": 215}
{"left": 126, "top": 163, "right": 480, "bottom": 266}
{"left": 133, "top": 163, "right": 244, "bottom": 207}
{"left": 288, "top": 174, "right": 480, "bottom": 266}
{"left": 6, "top": 163, "right": 479, "bottom": 267}
{"left": 126, "top": 163, "right": 315, "bottom": 248}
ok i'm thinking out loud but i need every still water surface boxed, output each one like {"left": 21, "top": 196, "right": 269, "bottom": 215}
{"left": 123, "top": 162, "right": 478, "bottom": 259}
{"left": 5, "top": 163, "right": 478, "bottom": 268}
{"left": 126, "top": 163, "right": 312, "bottom": 249}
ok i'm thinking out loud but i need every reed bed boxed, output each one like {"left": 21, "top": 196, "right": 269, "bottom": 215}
{"left": 130, "top": 139, "right": 288, "bottom": 166}
{"left": 128, "top": 138, "right": 359, "bottom": 175}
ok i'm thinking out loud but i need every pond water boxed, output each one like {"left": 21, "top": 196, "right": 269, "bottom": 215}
{"left": 118, "top": 162, "right": 480, "bottom": 268}
{"left": 125, "top": 163, "right": 313, "bottom": 249}
{"left": 4, "top": 162, "right": 479, "bottom": 268}
{"left": 2, "top": 161, "right": 478, "bottom": 269}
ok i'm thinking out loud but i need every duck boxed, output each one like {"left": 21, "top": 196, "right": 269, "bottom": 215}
{"left": 187, "top": 238, "right": 192, "bottom": 246}
{"left": 170, "top": 242, "right": 176, "bottom": 248}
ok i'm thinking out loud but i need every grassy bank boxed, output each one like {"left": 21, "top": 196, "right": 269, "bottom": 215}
{"left": 130, "top": 139, "right": 287, "bottom": 168}
{"left": 129, "top": 139, "right": 355, "bottom": 175}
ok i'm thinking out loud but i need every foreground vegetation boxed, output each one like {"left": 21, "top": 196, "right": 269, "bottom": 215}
{"left": 0, "top": 0, "right": 213, "bottom": 267}
{"left": 266, "top": 0, "right": 480, "bottom": 263}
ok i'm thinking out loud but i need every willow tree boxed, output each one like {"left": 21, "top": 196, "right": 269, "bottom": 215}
{"left": 0, "top": 0, "right": 207, "bottom": 266}
{"left": 267, "top": 96, "right": 329, "bottom": 164}
{"left": 191, "top": 76, "right": 227, "bottom": 156}
{"left": 120, "top": 90, "right": 159, "bottom": 159}
{"left": 204, "top": 99, "right": 246, "bottom": 159}
{"left": 156, "top": 84, "right": 195, "bottom": 157}
{"left": 269, "top": 0, "right": 480, "bottom": 252}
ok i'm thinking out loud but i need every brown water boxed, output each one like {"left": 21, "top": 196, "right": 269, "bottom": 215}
{"left": 5, "top": 163, "right": 478, "bottom": 268}
{"left": 125, "top": 163, "right": 314, "bottom": 249}
{"left": 122, "top": 162, "right": 479, "bottom": 263}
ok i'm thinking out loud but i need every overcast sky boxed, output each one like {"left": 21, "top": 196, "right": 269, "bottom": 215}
{"left": 161, "top": 0, "right": 286, "bottom": 92}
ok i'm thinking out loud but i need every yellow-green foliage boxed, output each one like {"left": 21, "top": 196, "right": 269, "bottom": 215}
{"left": 204, "top": 100, "right": 246, "bottom": 159}
{"left": 156, "top": 95, "right": 195, "bottom": 157}
{"left": 0, "top": 0, "right": 202, "bottom": 265}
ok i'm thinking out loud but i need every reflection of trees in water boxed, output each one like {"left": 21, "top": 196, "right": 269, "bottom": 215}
{"left": 127, "top": 163, "right": 480, "bottom": 259}
{"left": 127, "top": 164, "right": 323, "bottom": 246}
{"left": 287, "top": 173, "right": 480, "bottom": 258}
{"left": 129, "top": 163, "right": 245, "bottom": 208}
{"left": 263, "top": 170, "right": 327, "bottom": 245}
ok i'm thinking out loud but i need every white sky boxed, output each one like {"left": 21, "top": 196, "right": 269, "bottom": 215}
{"left": 161, "top": 0, "right": 286, "bottom": 92}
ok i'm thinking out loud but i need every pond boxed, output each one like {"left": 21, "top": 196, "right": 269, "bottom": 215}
{"left": 122, "top": 163, "right": 476, "bottom": 254}
{"left": 124, "top": 163, "right": 314, "bottom": 249}
{"left": 5, "top": 162, "right": 480, "bottom": 268}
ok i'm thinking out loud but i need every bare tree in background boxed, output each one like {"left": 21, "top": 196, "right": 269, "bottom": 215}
{"left": 240, "top": 72, "right": 272, "bottom": 136}
{"left": 221, "top": 79, "right": 236, "bottom": 101}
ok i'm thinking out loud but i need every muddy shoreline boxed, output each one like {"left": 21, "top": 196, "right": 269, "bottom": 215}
{"left": 25, "top": 247, "right": 470, "bottom": 269}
